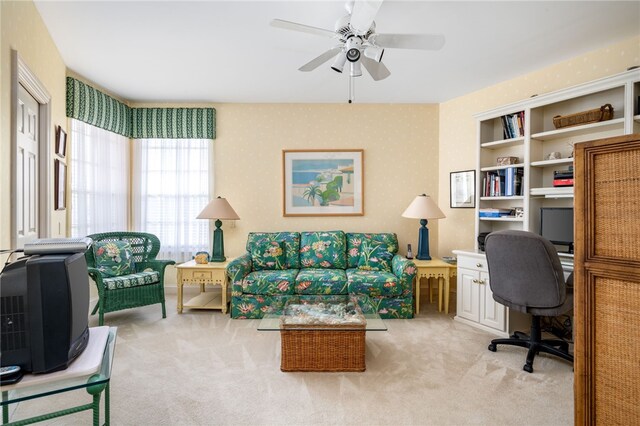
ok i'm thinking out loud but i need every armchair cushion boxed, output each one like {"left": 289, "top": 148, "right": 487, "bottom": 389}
{"left": 102, "top": 270, "right": 160, "bottom": 290}
{"left": 300, "top": 231, "right": 347, "bottom": 269}
{"left": 251, "top": 240, "right": 286, "bottom": 270}
{"left": 346, "top": 269, "right": 401, "bottom": 297}
{"left": 357, "top": 241, "right": 394, "bottom": 272}
{"left": 294, "top": 268, "right": 348, "bottom": 295}
{"left": 93, "top": 241, "right": 135, "bottom": 277}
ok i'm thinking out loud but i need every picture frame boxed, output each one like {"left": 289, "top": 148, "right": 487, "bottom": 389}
{"left": 54, "top": 159, "right": 66, "bottom": 210}
{"left": 55, "top": 126, "right": 67, "bottom": 158}
{"left": 450, "top": 170, "right": 475, "bottom": 208}
{"left": 283, "top": 149, "right": 364, "bottom": 216}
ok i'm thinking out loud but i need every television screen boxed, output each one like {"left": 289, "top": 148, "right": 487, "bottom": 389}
{"left": 540, "top": 207, "right": 574, "bottom": 253}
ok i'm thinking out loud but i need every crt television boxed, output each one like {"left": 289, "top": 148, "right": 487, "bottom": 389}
{"left": 540, "top": 207, "right": 574, "bottom": 254}
{"left": 0, "top": 252, "right": 90, "bottom": 374}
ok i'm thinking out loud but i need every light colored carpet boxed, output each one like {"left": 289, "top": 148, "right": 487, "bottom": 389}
{"left": 8, "top": 293, "right": 573, "bottom": 425}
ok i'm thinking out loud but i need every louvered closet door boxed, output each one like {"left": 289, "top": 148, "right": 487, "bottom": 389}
{"left": 574, "top": 134, "right": 640, "bottom": 425}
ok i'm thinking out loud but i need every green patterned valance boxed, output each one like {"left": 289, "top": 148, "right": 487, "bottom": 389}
{"left": 131, "top": 108, "right": 215, "bottom": 139}
{"left": 66, "top": 77, "right": 216, "bottom": 139}
{"left": 66, "top": 77, "right": 132, "bottom": 137}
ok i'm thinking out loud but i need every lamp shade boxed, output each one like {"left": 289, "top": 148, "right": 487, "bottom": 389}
{"left": 402, "top": 194, "right": 445, "bottom": 220}
{"left": 196, "top": 197, "right": 240, "bottom": 220}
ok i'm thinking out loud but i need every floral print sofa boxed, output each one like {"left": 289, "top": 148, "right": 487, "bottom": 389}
{"left": 228, "top": 231, "right": 416, "bottom": 319}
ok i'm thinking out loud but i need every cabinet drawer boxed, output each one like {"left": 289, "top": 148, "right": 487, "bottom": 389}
{"left": 457, "top": 255, "right": 488, "bottom": 272}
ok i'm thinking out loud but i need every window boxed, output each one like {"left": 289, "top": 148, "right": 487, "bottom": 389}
{"left": 133, "top": 138, "right": 211, "bottom": 262}
{"left": 70, "top": 119, "right": 129, "bottom": 237}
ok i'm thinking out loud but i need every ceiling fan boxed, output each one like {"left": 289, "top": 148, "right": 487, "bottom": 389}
{"left": 270, "top": 0, "right": 445, "bottom": 82}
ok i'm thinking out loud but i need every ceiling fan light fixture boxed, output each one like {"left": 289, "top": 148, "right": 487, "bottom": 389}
{"left": 350, "top": 60, "right": 362, "bottom": 77}
{"left": 346, "top": 47, "right": 361, "bottom": 63}
{"left": 331, "top": 51, "right": 347, "bottom": 73}
{"left": 364, "top": 46, "right": 384, "bottom": 62}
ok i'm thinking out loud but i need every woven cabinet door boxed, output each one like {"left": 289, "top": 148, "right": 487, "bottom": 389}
{"left": 574, "top": 134, "right": 640, "bottom": 425}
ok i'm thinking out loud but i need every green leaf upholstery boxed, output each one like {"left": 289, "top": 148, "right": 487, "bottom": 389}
{"left": 242, "top": 269, "right": 298, "bottom": 295}
{"left": 300, "top": 231, "right": 346, "bottom": 269}
{"left": 357, "top": 241, "right": 394, "bottom": 272}
{"left": 295, "top": 268, "right": 348, "bottom": 295}
{"left": 247, "top": 232, "right": 301, "bottom": 269}
{"left": 231, "top": 231, "right": 416, "bottom": 319}
{"left": 250, "top": 240, "right": 286, "bottom": 270}
{"left": 93, "top": 240, "right": 135, "bottom": 277}
{"left": 346, "top": 233, "right": 398, "bottom": 268}
{"left": 102, "top": 271, "right": 160, "bottom": 290}
{"left": 346, "top": 269, "right": 401, "bottom": 297}
{"left": 85, "top": 232, "right": 175, "bottom": 325}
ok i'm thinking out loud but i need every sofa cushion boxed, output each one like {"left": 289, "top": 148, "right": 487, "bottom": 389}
{"left": 102, "top": 271, "right": 159, "bottom": 290}
{"left": 346, "top": 269, "right": 401, "bottom": 297}
{"left": 357, "top": 241, "right": 394, "bottom": 272}
{"left": 251, "top": 240, "right": 286, "bottom": 270}
{"left": 242, "top": 269, "right": 298, "bottom": 295}
{"left": 294, "top": 268, "right": 348, "bottom": 295}
{"left": 247, "top": 232, "right": 301, "bottom": 269}
{"left": 93, "top": 240, "right": 135, "bottom": 277}
{"left": 300, "top": 231, "right": 347, "bottom": 269}
{"left": 346, "top": 233, "right": 398, "bottom": 269}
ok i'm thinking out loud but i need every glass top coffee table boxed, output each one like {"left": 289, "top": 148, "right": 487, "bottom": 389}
{"left": 258, "top": 295, "right": 386, "bottom": 372}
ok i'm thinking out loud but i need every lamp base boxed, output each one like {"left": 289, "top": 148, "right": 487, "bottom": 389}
{"left": 416, "top": 219, "right": 432, "bottom": 261}
{"left": 210, "top": 220, "right": 226, "bottom": 263}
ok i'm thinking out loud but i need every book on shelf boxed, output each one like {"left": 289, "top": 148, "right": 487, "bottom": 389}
{"left": 530, "top": 187, "right": 574, "bottom": 195}
{"left": 501, "top": 111, "right": 525, "bottom": 139}
{"left": 479, "top": 208, "right": 513, "bottom": 218}
{"left": 553, "top": 178, "right": 574, "bottom": 187}
{"left": 482, "top": 167, "right": 523, "bottom": 197}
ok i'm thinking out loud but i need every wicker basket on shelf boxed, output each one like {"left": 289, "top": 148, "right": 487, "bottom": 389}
{"left": 552, "top": 103, "right": 614, "bottom": 129}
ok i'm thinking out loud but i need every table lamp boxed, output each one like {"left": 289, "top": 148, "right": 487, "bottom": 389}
{"left": 402, "top": 194, "right": 445, "bottom": 260}
{"left": 196, "top": 197, "right": 240, "bottom": 262}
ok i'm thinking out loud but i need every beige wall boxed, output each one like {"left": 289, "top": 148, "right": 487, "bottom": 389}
{"left": 0, "top": 1, "right": 67, "bottom": 261}
{"left": 211, "top": 104, "right": 440, "bottom": 257}
{"left": 437, "top": 35, "right": 640, "bottom": 257}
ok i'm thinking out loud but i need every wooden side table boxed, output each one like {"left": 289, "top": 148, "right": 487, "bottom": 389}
{"left": 176, "top": 259, "right": 232, "bottom": 314}
{"left": 412, "top": 259, "right": 457, "bottom": 315}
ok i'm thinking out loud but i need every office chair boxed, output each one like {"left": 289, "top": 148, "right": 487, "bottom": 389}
{"left": 484, "top": 230, "right": 574, "bottom": 373}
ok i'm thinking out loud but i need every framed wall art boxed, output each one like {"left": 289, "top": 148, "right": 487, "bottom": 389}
{"left": 54, "top": 159, "right": 66, "bottom": 210}
{"left": 450, "top": 170, "right": 475, "bottom": 208}
{"left": 282, "top": 149, "right": 364, "bottom": 216}
{"left": 55, "top": 125, "right": 67, "bottom": 158}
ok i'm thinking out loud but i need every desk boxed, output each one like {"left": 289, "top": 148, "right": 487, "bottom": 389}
{"left": 412, "top": 259, "right": 457, "bottom": 315}
{"left": 176, "top": 259, "right": 231, "bottom": 314}
{"left": 1, "top": 326, "right": 117, "bottom": 426}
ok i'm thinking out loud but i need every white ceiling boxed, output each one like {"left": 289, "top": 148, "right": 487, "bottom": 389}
{"left": 34, "top": 1, "right": 640, "bottom": 104}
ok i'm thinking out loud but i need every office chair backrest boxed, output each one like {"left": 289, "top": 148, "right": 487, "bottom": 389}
{"left": 485, "top": 230, "right": 566, "bottom": 312}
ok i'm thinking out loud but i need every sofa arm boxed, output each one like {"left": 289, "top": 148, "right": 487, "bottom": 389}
{"left": 227, "top": 253, "right": 252, "bottom": 296}
{"left": 392, "top": 255, "right": 417, "bottom": 297}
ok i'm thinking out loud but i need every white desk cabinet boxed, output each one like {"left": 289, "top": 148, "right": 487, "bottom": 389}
{"left": 454, "top": 250, "right": 507, "bottom": 335}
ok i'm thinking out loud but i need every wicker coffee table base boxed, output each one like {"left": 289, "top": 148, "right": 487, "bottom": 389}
{"left": 280, "top": 328, "right": 366, "bottom": 372}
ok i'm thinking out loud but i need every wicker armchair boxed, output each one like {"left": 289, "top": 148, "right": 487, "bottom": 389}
{"left": 85, "top": 232, "right": 175, "bottom": 325}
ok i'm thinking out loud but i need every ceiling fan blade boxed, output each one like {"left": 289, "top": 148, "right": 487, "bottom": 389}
{"left": 372, "top": 33, "right": 446, "bottom": 50}
{"left": 298, "top": 47, "right": 342, "bottom": 72}
{"left": 271, "top": 19, "right": 335, "bottom": 38}
{"left": 350, "top": 0, "right": 384, "bottom": 35}
{"left": 361, "top": 56, "right": 391, "bottom": 81}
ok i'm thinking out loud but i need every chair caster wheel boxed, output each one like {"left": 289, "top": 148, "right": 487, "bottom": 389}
{"left": 488, "top": 343, "right": 497, "bottom": 352}
{"left": 523, "top": 364, "right": 533, "bottom": 373}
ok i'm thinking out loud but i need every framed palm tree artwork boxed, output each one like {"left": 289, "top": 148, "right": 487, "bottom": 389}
{"left": 282, "top": 149, "right": 364, "bottom": 216}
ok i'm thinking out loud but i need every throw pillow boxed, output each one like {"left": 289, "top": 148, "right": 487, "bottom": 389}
{"left": 93, "top": 241, "right": 135, "bottom": 277}
{"left": 357, "top": 241, "right": 394, "bottom": 272}
{"left": 251, "top": 240, "right": 286, "bottom": 270}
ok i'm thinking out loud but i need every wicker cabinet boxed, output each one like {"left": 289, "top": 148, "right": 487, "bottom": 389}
{"left": 574, "top": 134, "right": 640, "bottom": 424}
